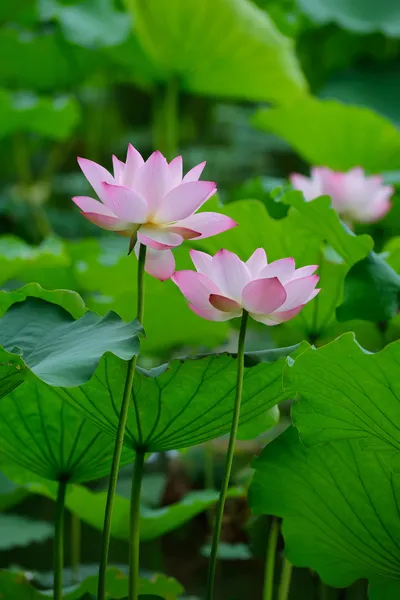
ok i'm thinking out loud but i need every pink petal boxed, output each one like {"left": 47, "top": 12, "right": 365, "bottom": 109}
{"left": 367, "top": 197, "right": 392, "bottom": 222}
{"left": 80, "top": 212, "right": 131, "bottom": 233}
{"left": 72, "top": 196, "right": 116, "bottom": 216}
{"left": 134, "top": 150, "right": 171, "bottom": 213}
{"left": 77, "top": 157, "right": 114, "bottom": 201}
{"left": 291, "top": 167, "right": 330, "bottom": 202}
{"left": 246, "top": 248, "right": 268, "bottom": 278}
{"left": 183, "top": 161, "right": 206, "bottom": 182}
{"left": 101, "top": 183, "right": 148, "bottom": 222}
{"left": 291, "top": 265, "right": 318, "bottom": 280}
{"left": 135, "top": 244, "right": 175, "bottom": 281}
{"left": 290, "top": 173, "right": 307, "bottom": 189}
{"left": 166, "top": 226, "right": 201, "bottom": 240}
{"left": 154, "top": 181, "right": 217, "bottom": 223}
{"left": 212, "top": 249, "right": 251, "bottom": 300}
{"left": 242, "top": 277, "right": 287, "bottom": 315}
{"left": 188, "top": 303, "right": 238, "bottom": 322}
{"left": 290, "top": 174, "right": 318, "bottom": 202}
{"left": 189, "top": 250, "right": 213, "bottom": 277}
{"left": 172, "top": 270, "right": 221, "bottom": 308}
{"left": 252, "top": 305, "right": 305, "bottom": 326}
{"left": 169, "top": 156, "right": 183, "bottom": 187}
{"left": 306, "top": 288, "right": 321, "bottom": 303}
{"left": 310, "top": 166, "right": 332, "bottom": 180}
{"left": 361, "top": 186, "right": 393, "bottom": 222}
{"left": 280, "top": 275, "right": 320, "bottom": 311}
{"left": 348, "top": 166, "right": 364, "bottom": 178}
{"left": 367, "top": 175, "right": 383, "bottom": 187}
{"left": 323, "top": 172, "right": 348, "bottom": 207}
{"left": 112, "top": 155, "right": 125, "bottom": 184}
{"left": 209, "top": 294, "right": 242, "bottom": 312}
{"left": 260, "top": 258, "right": 295, "bottom": 284}
{"left": 123, "top": 144, "right": 144, "bottom": 187}
{"left": 173, "top": 212, "right": 237, "bottom": 239}
{"left": 137, "top": 227, "right": 183, "bottom": 250}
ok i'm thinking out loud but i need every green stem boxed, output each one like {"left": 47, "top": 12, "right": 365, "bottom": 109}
{"left": 205, "top": 310, "right": 249, "bottom": 600}
{"left": 205, "top": 442, "right": 215, "bottom": 526}
{"left": 152, "top": 77, "right": 179, "bottom": 160}
{"left": 54, "top": 479, "right": 67, "bottom": 600}
{"left": 97, "top": 244, "right": 147, "bottom": 600}
{"left": 278, "top": 557, "right": 293, "bottom": 600}
{"left": 129, "top": 449, "right": 146, "bottom": 600}
{"left": 70, "top": 512, "right": 81, "bottom": 583}
{"left": 263, "top": 518, "right": 280, "bottom": 600}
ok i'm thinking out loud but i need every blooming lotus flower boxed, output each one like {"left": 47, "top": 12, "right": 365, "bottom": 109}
{"left": 172, "top": 248, "right": 320, "bottom": 325}
{"left": 290, "top": 166, "right": 393, "bottom": 223}
{"left": 72, "top": 145, "right": 237, "bottom": 280}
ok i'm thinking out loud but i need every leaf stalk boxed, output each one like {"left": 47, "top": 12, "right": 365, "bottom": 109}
{"left": 97, "top": 244, "right": 147, "bottom": 600}
{"left": 205, "top": 309, "right": 249, "bottom": 600}
{"left": 54, "top": 479, "right": 68, "bottom": 600}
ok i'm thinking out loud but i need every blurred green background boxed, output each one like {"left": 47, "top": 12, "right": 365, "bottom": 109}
{"left": 2, "top": 1, "right": 400, "bottom": 599}
{"left": 2, "top": 0, "right": 400, "bottom": 243}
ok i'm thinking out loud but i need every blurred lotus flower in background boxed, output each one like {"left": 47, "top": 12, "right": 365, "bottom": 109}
{"left": 72, "top": 145, "right": 237, "bottom": 280}
{"left": 290, "top": 166, "right": 393, "bottom": 224}
{"left": 172, "top": 248, "right": 320, "bottom": 325}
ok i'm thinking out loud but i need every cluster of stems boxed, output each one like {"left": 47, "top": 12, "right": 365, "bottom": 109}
{"left": 97, "top": 243, "right": 147, "bottom": 600}
{"left": 50, "top": 79, "right": 293, "bottom": 600}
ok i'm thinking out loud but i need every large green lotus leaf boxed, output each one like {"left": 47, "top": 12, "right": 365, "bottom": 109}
{"left": 0, "top": 569, "right": 183, "bottom": 599}
{"left": 297, "top": 0, "right": 400, "bottom": 37}
{"left": 130, "top": 0, "right": 307, "bottom": 102}
{"left": 282, "top": 192, "right": 373, "bottom": 265}
{"left": 320, "top": 67, "right": 400, "bottom": 126}
{"left": 0, "top": 234, "right": 226, "bottom": 355}
{"left": 0, "top": 297, "right": 142, "bottom": 390}
{"left": 253, "top": 97, "right": 400, "bottom": 172}
{"left": 31, "top": 481, "right": 243, "bottom": 541}
{"left": 236, "top": 405, "right": 279, "bottom": 440}
{"left": 0, "top": 89, "right": 80, "bottom": 140}
{"left": 385, "top": 236, "right": 400, "bottom": 273}
{"left": 198, "top": 194, "right": 371, "bottom": 266}
{"left": 0, "top": 0, "right": 36, "bottom": 22}
{"left": 290, "top": 333, "right": 400, "bottom": 464}
{"left": 0, "top": 514, "right": 53, "bottom": 550}
{"left": 56, "top": 344, "right": 305, "bottom": 452}
{"left": 40, "top": 0, "right": 131, "bottom": 49}
{"left": 337, "top": 252, "right": 400, "bottom": 322}
{"left": 281, "top": 195, "right": 400, "bottom": 325}
{"left": 0, "top": 284, "right": 86, "bottom": 319}
{"left": 68, "top": 238, "right": 228, "bottom": 355}
{"left": 249, "top": 427, "right": 400, "bottom": 598}
{"left": 280, "top": 196, "right": 400, "bottom": 326}
{"left": 0, "top": 381, "right": 134, "bottom": 482}
{"left": 0, "top": 28, "right": 102, "bottom": 92}
{"left": 0, "top": 351, "right": 27, "bottom": 400}
{"left": 0, "top": 235, "right": 69, "bottom": 287}
{"left": 196, "top": 195, "right": 372, "bottom": 340}
{"left": 105, "top": 33, "right": 164, "bottom": 88}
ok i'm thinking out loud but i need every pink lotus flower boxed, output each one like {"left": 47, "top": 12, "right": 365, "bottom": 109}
{"left": 172, "top": 248, "right": 320, "bottom": 325}
{"left": 72, "top": 145, "right": 237, "bottom": 280}
{"left": 290, "top": 166, "right": 393, "bottom": 223}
